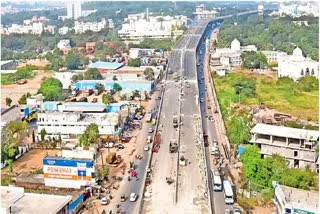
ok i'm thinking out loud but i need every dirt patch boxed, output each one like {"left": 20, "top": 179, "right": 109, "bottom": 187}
{"left": 10, "top": 148, "right": 59, "bottom": 174}
{"left": 1, "top": 71, "right": 53, "bottom": 108}
{"left": 252, "top": 206, "right": 274, "bottom": 214}
{"left": 18, "top": 59, "right": 50, "bottom": 68}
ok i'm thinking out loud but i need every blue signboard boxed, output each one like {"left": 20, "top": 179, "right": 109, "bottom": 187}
{"left": 43, "top": 157, "right": 93, "bottom": 168}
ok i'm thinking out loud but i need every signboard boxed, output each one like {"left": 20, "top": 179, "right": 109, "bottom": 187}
{"left": 293, "top": 208, "right": 315, "bottom": 214}
{"left": 43, "top": 157, "right": 93, "bottom": 181}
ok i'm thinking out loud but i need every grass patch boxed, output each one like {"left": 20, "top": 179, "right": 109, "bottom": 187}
{"left": 1, "top": 74, "right": 16, "bottom": 85}
{"left": 213, "top": 72, "right": 319, "bottom": 121}
{"left": 237, "top": 196, "right": 258, "bottom": 210}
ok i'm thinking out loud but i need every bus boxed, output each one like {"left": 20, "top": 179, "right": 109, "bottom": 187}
{"left": 223, "top": 180, "right": 234, "bottom": 204}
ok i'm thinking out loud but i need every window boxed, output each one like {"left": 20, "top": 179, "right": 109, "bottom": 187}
{"left": 306, "top": 68, "right": 310, "bottom": 75}
{"left": 294, "top": 151, "right": 298, "bottom": 157}
{"left": 311, "top": 68, "right": 315, "bottom": 75}
{"left": 300, "top": 69, "right": 304, "bottom": 75}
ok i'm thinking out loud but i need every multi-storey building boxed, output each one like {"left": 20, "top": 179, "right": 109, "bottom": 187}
{"left": 74, "top": 18, "right": 107, "bottom": 34}
{"left": 250, "top": 123, "right": 319, "bottom": 172}
{"left": 37, "top": 111, "right": 121, "bottom": 139}
{"left": 66, "top": 1, "right": 82, "bottom": 19}
{"left": 261, "top": 50, "right": 287, "bottom": 63}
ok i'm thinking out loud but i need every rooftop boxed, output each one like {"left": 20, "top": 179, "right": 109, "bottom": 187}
{"left": 277, "top": 184, "right": 319, "bottom": 212}
{"left": 0, "top": 60, "right": 14, "bottom": 66}
{"left": 1, "top": 186, "right": 72, "bottom": 214}
{"left": 62, "top": 102, "right": 107, "bottom": 112}
{"left": 88, "top": 61, "right": 123, "bottom": 70}
{"left": 251, "top": 123, "right": 319, "bottom": 141}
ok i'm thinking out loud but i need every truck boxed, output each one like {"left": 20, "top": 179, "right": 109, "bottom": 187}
{"left": 146, "top": 112, "right": 153, "bottom": 123}
{"left": 173, "top": 114, "right": 178, "bottom": 128}
{"left": 169, "top": 139, "right": 178, "bottom": 153}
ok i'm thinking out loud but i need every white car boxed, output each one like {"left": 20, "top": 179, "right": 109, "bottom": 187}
{"left": 144, "top": 145, "right": 149, "bottom": 151}
{"left": 129, "top": 193, "right": 138, "bottom": 202}
{"left": 148, "top": 127, "right": 154, "bottom": 133}
{"left": 233, "top": 208, "right": 241, "bottom": 214}
{"left": 101, "top": 197, "right": 109, "bottom": 205}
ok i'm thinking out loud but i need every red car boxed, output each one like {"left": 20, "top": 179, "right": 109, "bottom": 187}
{"left": 121, "top": 137, "right": 131, "bottom": 143}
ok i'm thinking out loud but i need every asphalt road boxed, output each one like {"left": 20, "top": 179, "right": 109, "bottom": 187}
{"left": 107, "top": 88, "right": 162, "bottom": 214}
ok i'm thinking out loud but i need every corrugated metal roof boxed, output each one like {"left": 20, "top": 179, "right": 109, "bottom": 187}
{"left": 88, "top": 61, "right": 123, "bottom": 70}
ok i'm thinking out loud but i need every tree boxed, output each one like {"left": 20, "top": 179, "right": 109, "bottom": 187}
{"left": 144, "top": 68, "right": 155, "bottom": 81}
{"left": 79, "top": 123, "right": 99, "bottom": 147}
{"left": 229, "top": 117, "right": 250, "bottom": 145}
{"left": 5, "top": 97, "right": 12, "bottom": 107}
{"left": 128, "top": 58, "right": 141, "bottom": 67}
{"left": 40, "top": 128, "right": 47, "bottom": 141}
{"left": 233, "top": 78, "right": 256, "bottom": 99}
{"left": 15, "top": 66, "right": 34, "bottom": 80}
{"left": 240, "top": 51, "right": 267, "bottom": 69}
{"left": 18, "top": 93, "right": 31, "bottom": 105}
{"left": 112, "top": 75, "right": 118, "bottom": 82}
{"left": 95, "top": 83, "right": 105, "bottom": 94}
{"left": 71, "top": 73, "right": 84, "bottom": 82}
{"left": 84, "top": 68, "right": 103, "bottom": 80}
{"left": 97, "top": 165, "right": 109, "bottom": 180}
{"left": 297, "top": 76, "right": 319, "bottom": 92}
{"left": 102, "top": 94, "right": 114, "bottom": 105}
{"left": 38, "top": 78, "right": 63, "bottom": 101}
{"left": 66, "top": 51, "right": 81, "bottom": 70}
{"left": 113, "top": 83, "right": 122, "bottom": 92}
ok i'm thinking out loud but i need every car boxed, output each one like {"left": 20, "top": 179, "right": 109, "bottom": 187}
{"left": 233, "top": 208, "right": 241, "bottom": 214}
{"left": 200, "top": 98, "right": 204, "bottom": 103}
{"left": 209, "top": 116, "right": 215, "bottom": 122}
{"left": 158, "top": 96, "right": 161, "bottom": 100}
{"left": 213, "top": 140, "right": 218, "bottom": 147}
{"left": 148, "top": 127, "right": 154, "bottom": 133}
{"left": 225, "top": 209, "right": 231, "bottom": 214}
{"left": 92, "top": 98, "right": 98, "bottom": 103}
{"left": 144, "top": 145, "right": 149, "bottom": 151}
{"left": 101, "top": 197, "right": 109, "bottom": 205}
{"left": 129, "top": 193, "right": 138, "bottom": 202}
{"left": 121, "top": 137, "right": 131, "bottom": 143}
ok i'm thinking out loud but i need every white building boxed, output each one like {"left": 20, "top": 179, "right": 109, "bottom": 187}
{"left": 279, "top": 2, "right": 319, "bottom": 17}
{"left": 118, "top": 12, "right": 187, "bottom": 41}
{"left": 108, "top": 19, "right": 114, "bottom": 28}
{"left": 273, "top": 183, "right": 319, "bottom": 214}
{"left": 262, "top": 50, "right": 287, "bottom": 63}
{"left": 250, "top": 123, "right": 319, "bottom": 171}
{"left": 1, "top": 186, "right": 72, "bottom": 214}
{"left": 58, "top": 26, "right": 69, "bottom": 35}
{"left": 74, "top": 18, "right": 107, "bottom": 34}
{"left": 32, "top": 22, "right": 43, "bottom": 34}
{"left": 37, "top": 111, "right": 121, "bottom": 138}
{"left": 193, "top": 4, "right": 219, "bottom": 20}
{"left": 278, "top": 47, "right": 319, "bottom": 80}
{"left": 66, "top": 1, "right": 82, "bottom": 19}
{"left": 57, "top": 39, "right": 71, "bottom": 49}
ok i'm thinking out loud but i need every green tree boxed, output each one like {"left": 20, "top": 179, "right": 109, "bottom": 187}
{"left": 128, "top": 58, "right": 141, "bottom": 67}
{"left": 40, "top": 128, "right": 47, "bottom": 141}
{"left": 113, "top": 83, "right": 122, "bottom": 92}
{"left": 144, "top": 68, "right": 155, "bottom": 81}
{"left": 5, "top": 97, "right": 12, "bottom": 107}
{"left": 71, "top": 73, "right": 84, "bottom": 82}
{"left": 38, "top": 77, "right": 63, "bottom": 101}
{"left": 84, "top": 68, "right": 103, "bottom": 80}
{"left": 66, "top": 51, "right": 81, "bottom": 70}
{"left": 102, "top": 94, "right": 114, "bottom": 105}
{"left": 233, "top": 78, "right": 256, "bottom": 99}
{"left": 95, "top": 83, "right": 105, "bottom": 94}
{"left": 15, "top": 66, "right": 34, "bottom": 80}
{"left": 18, "top": 93, "right": 31, "bottom": 105}
{"left": 79, "top": 123, "right": 99, "bottom": 147}
{"left": 297, "top": 76, "right": 319, "bottom": 92}
{"left": 97, "top": 165, "right": 109, "bottom": 180}
{"left": 229, "top": 117, "right": 250, "bottom": 145}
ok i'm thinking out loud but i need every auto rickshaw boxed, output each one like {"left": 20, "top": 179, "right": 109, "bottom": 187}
{"left": 120, "top": 195, "right": 126, "bottom": 202}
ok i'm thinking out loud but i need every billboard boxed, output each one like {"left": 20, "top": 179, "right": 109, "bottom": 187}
{"left": 43, "top": 157, "right": 94, "bottom": 181}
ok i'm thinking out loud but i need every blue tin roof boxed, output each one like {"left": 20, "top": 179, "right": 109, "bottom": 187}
{"left": 88, "top": 61, "right": 123, "bottom": 70}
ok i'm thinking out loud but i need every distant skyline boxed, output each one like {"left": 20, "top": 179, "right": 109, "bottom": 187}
{"left": 2, "top": 0, "right": 313, "bottom": 3}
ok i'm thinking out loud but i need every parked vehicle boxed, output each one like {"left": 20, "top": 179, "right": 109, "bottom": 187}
{"left": 101, "top": 197, "right": 109, "bottom": 205}
{"left": 121, "top": 137, "right": 131, "bottom": 143}
{"left": 78, "top": 97, "right": 88, "bottom": 102}
{"left": 129, "top": 193, "right": 138, "bottom": 202}
{"left": 146, "top": 136, "right": 152, "bottom": 144}
{"left": 92, "top": 98, "right": 98, "bottom": 103}
{"left": 173, "top": 114, "right": 178, "bottom": 128}
{"left": 120, "top": 195, "right": 126, "bottom": 202}
{"left": 115, "top": 144, "right": 125, "bottom": 149}
{"left": 212, "top": 174, "right": 223, "bottom": 191}
{"left": 144, "top": 145, "right": 149, "bottom": 151}
{"left": 148, "top": 127, "right": 153, "bottom": 133}
{"left": 146, "top": 113, "right": 153, "bottom": 123}
{"left": 223, "top": 180, "right": 234, "bottom": 204}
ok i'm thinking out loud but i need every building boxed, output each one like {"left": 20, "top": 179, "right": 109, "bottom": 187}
{"left": 1, "top": 186, "right": 72, "bottom": 214}
{"left": 37, "top": 111, "right": 121, "bottom": 138}
{"left": 86, "top": 42, "right": 95, "bottom": 55}
{"left": 74, "top": 80, "right": 155, "bottom": 93}
{"left": 66, "top": 1, "right": 82, "bottom": 19}
{"left": 57, "top": 39, "right": 71, "bottom": 49}
{"left": 108, "top": 19, "right": 114, "bottom": 28}
{"left": 0, "top": 60, "right": 16, "bottom": 70}
{"left": 278, "top": 47, "right": 319, "bottom": 80}
{"left": 250, "top": 123, "right": 319, "bottom": 171}
{"left": 273, "top": 183, "right": 319, "bottom": 214}
{"left": 88, "top": 61, "right": 124, "bottom": 72}
{"left": 193, "top": 4, "right": 219, "bottom": 20}
{"left": 279, "top": 2, "right": 319, "bottom": 17}
{"left": 58, "top": 27, "right": 69, "bottom": 35}
{"left": 261, "top": 50, "right": 287, "bottom": 63}
{"left": 118, "top": 11, "right": 187, "bottom": 41}
{"left": 74, "top": 19, "right": 107, "bottom": 34}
